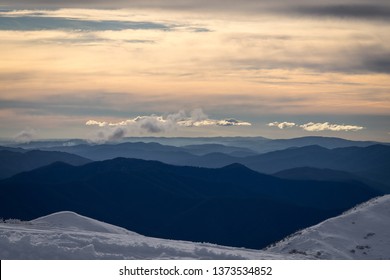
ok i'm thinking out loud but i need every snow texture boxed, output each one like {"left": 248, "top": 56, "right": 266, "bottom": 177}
{"left": 0, "top": 211, "right": 301, "bottom": 260}
{"left": 267, "top": 195, "right": 390, "bottom": 259}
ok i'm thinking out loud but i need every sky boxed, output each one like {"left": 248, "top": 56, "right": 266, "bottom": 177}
{"left": 0, "top": 0, "right": 389, "bottom": 142}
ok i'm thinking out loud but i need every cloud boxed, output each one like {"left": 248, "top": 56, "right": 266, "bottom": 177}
{"left": 299, "top": 122, "right": 365, "bottom": 132}
{"left": 361, "top": 50, "right": 390, "bottom": 74}
{"left": 189, "top": 108, "right": 208, "bottom": 122}
{"left": 216, "top": 119, "right": 252, "bottom": 126}
{"left": 268, "top": 121, "right": 364, "bottom": 132}
{"left": 2, "top": 1, "right": 390, "bottom": 23}
{"left": 267, "top": 122, "right": 296, "bottom": 129}
{"left": 86, "top": 109, "right": 252, "bottom": 136}
{"left": 288, "top": 4, "right": 390, "bottom": 21}
{"left": 86, "top": 120, "right": 108, "bottom": 127}
{"left": 178, "top": 118, "right": 251, "bottom": 127}
{"left": 107, "top": 127, "right": 126, "bottom": 140}
{"left": 0, "top": 10, "right": 211, "bottom": 33}
{"left": 90, "top": 127, "right": 126, "bottom": 144}
{"left": 137, "top": 115, "right": 173, "bottom": 133}
{"left": 231, "top": 44, "right": 390, "bottom": 75}
{"left": 0, "top": 16, "right": 170, "bottom": 31}
{"left": 14, "top": 129, "right": 36, "bottom": 143}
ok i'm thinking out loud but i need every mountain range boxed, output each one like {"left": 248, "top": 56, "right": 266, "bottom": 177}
{"left": 0, "top": 157, "right": 380, "bottom": 249}
{"left": 0, "top": 135, "right": 388, "bottom": 255}
{"left": 0, "top": 149, "right": 91, "bottom": 179}
{"left": 19, "top": 141, "right": 390, "bottom": 190}
{"left": 6, "top": 135, "right": 380, "bottom": 153}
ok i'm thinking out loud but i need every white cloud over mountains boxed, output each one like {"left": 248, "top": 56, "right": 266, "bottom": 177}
{"left": 299, "top": 122, "right": 364, "bottom": 132}
{"left": 268, "top": 121, "right": 364, "bottom": 132}
{"left": 268, "top": 122, "right": 296, "bottom": 129}
{"left": 86, "top": 109, "right": 251, "bottom": 142}
{"left": 14, "top": 129, "right": 36, "bottom": 143}
{"left": 87, "top": 109, "right": 251, "bottom": 130}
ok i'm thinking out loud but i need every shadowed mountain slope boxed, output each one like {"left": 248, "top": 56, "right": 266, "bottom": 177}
{"left": 0, "top": 158, "right": 379, "bottom": 249}
{"left": 0, "top": 150, "right": 91, "bottom": 179}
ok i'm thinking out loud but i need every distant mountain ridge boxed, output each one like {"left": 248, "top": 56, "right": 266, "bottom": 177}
{"left": 3, "top": 139, "right": 388, "bottom": 190}
{"left": 6, "top": 135, "right": 381, "bottom": 153}
{"left": 237, "top": 144, "right": 390, "bottom": 188}
{"left": 0, "top": 149, "right": 91, "bottom": 179}
{"left": 9, "top": 140, "right": 388, "bottom": 190}
{"left": 173, "top": 144, "right": 390, "bottom": 189}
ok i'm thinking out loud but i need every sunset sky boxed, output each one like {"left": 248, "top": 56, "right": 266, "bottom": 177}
{"left": 1, "top": 0, "right": 389, "bottom": 142}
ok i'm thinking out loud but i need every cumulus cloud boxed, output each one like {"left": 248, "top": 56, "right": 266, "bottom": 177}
{"left": 268, "top": 121, "right": 364, "bottom": 132}
{"left": 89, "top": 127, "right": 127, "bottom": 144}
{"left": 267, "top": 122, "right": 296, "bottom": 129}
{"left": 86, "top": 120, "right": 108, "bottom": 127}
{"left": 217, "top": 119, "right": 252, "bottom": 126}
{"left": 178, "top": 118, "right": 251, "bottom": 127}
{"left": 299, "top": 122, "right": 364, "bottom": 132}
{"left": 86, "top": 109, "right": 251, "bottom": 143}
{"left": 86, "top": 109, "right": 251, "bottom": 130}
{"left": 14, "top": 129, "right": 36, "bottom": 143}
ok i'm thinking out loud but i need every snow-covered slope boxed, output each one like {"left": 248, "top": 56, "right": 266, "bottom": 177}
{"left": 1, "top": 195, "right": 389, "bottom": 260}
{"left": 266, "top": 195, "right": 390, "bottom": 259}
{"left": 32, "top": 211, "right": 133, "bottom": 235}
{"left": 0, "top": 211, "right": 302, "bottom": 260}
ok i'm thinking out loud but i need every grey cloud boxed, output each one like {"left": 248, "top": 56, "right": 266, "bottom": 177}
{"left": 138, "top": 116, "right": 171, "bottom": 133}
{"left": 22, "top": 33, "right": 113, "bottom": 46}
{"left": 107, "top": 127, "right": 126, "bottom": 141}
{"left": 0, "top": 16, "right": 170, "bottom": 31}
{"left": 362, "top": 54, "right": 390, "bottom": 74}
{"left": 31, "top": 36, "right": 155, "bottom": 46}
{"left": 2, "top": 1, "right": 389, "bottom": 16}
{"left": 341, "top": 46, "right": 390, "bottom": 74}
{"left": 190, "top": 27, "right": 211, "bottom": 33}
{"left": 14, "top": 129, "right": 36, "bottom": 143}
{"left": 231, "top": 44, "right": 390, "bottom": 74}
{"left": 190, "top": 108, "right": 208, "bottom": 122}
{"left": 90, "top": 127, "right": 127, "bottom": 144}
{"left": 124, "top": 40, "right": 155, "bottom": 44}
{"left": 140, "top": 121, "right": 164, "bottom": 133}
{"left": 288, "top": 4, "right": 390, "bottom": 20}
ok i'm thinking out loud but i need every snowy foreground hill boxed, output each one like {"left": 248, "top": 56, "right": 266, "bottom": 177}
{"left": 267, "top": 195, "right": 390, "bottom": 259}
{"left": 0, "top": 195, "right": 389, "bottom": 260}
{"left": 0, "top": 211, "right": 301, "bottom": 260}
